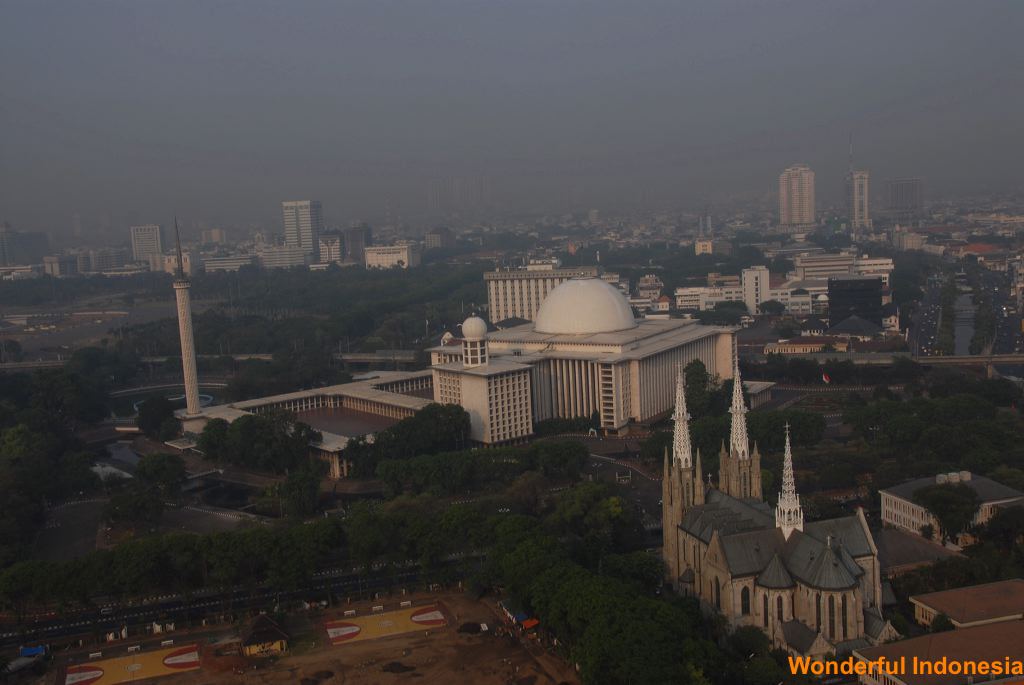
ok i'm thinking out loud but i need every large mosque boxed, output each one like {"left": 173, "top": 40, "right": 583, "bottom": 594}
{"left": 430, "top": 276, "right": 734, "bottom": 441}
{"left": 661, "top": 362, "right": 897, "bottom": 658}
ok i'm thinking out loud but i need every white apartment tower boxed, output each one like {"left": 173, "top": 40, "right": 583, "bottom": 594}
{"left": 282, "top": 200, "right": 324, "bottom": 261}
{"left": 130, "top": 224, "right": 164, "bottom": 263}
{"left": 847, "top": 170, "right": 871, "bottom": 231}
{"left": 779, "top": 164, "right": 816, "bottom": 228}
{"left": 485, "top": 261, "right": 599, "bottom": 322}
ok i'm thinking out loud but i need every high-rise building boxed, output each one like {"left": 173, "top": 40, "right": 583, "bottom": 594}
{"left": 485, "top": 262, "right": 600, "bottom": 323}
{"left": 281, "top": 200, "right": 323, "bottom": 261}
{"left": 0, "top": 223, "right": 49, "bottom": 266}
{"left": 43, "top": 255, "right": 78, "bottom": 278}
{"left": 425, "top": 226, "right": 454, "bottom": 250}
{"left": 847, "top": 170, "right": 871, "bottom": 231}
{"left": 778, "top": 164, "right": 816, "bottom": 228}
{"left": 130, "top": 224, "right": 164, "bottom": 263}
{"left": 886, "top": 178, "right": 924, "bottom": 218}
{"left": 318, "top": 235, "right": 344, "bottom": 264}
{"left": 741, "top": 265, "right": 770, "bottom": 314}
{"left": 828, "top": 275, "right": 883, "bottom": 326}
{"left": 344, "top": 225, "right": 372, "bottom": 262}
{"left": 201, "top": 227, "right": 228, "bottom": 244}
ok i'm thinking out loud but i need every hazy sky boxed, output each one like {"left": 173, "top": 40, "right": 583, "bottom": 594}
{"left": 2, "top": 0, "right": 1022, "bottom": 232}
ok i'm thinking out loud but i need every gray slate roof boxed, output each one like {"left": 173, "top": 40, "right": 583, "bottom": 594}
{"left": 780, "top": 620, "right": 819, "bottom": 655}
{"left": 679, "top": 489, "right": 773, "bottom": 544}
{"left": 682, "top": 490, "right": 870, "bottom": 590}
{"left": 757, "top": 553, "right": 795, "bottom": 588}
{"left": 881, "top": 473, "right": 1024, "bottom": 505}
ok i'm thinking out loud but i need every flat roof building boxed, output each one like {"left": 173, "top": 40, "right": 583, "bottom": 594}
{"left": 485, "top": 262, "right": 599, "bottom": 323}
{"left": 909, "top": 579, "right": 1024, "bottom": 629}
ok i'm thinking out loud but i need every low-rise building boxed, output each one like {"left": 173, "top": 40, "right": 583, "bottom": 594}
{"left": 364, "top": 243, "right": 421, "bottom": 269}
{"left": 204, "top": 255, "right": 257, "bottom": 273}
{"left": 880, "top": 472, "right": 1024, "bottom": 541}
{"left": 764, "top": 336, "right": 849, "bottom": 354}
{"left": 909, "top": 579, "right": 1024, "bottom": 629}
{"left": 853, "top": 622, "right": 1024, "bottom": 685}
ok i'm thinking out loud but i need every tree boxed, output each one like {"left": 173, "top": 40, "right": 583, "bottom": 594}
{"left": 135, "top": 453, "right": 186, "bottom": 499}
{"left": 912, "top": 484, "right": 980, "bottom": 542}
{"left": 758, "top": 300, "right": 785, "bottom": 316}
{"left": 137, "top": 396, "right": 175, "bottom": 439}
{"left": 105, "top": 485, "right": 164, "bottom": 526}
{"left": 197, "top": 418, "right": 229, "bottom": 460}
{"left": 931, "top": 614, "right": 954, "bottom": 632}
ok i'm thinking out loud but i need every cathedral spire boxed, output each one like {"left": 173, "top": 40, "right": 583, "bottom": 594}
{"left": 728, "top": 349, "right": 749, "bottom": 460}
{"left": 672, "top": 364, "right": 692, "bottom": 469}
{"left": 775, "top": 423, "right": 804, "bottom": 539}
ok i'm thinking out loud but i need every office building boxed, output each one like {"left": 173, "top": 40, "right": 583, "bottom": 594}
{"left": 259, "top": 244, "right": 309, "bottom": 269}
{"left": 201, "top": 227, "right": 228, "bottom": 244}
{"left": 742, "top": 265, "right": 770, "bottom": 313}
{"left": 282, "top": 200, "right": 323, "bottom": 261}
{"left": 318, "top": 235, "right": 344, "bottom": 264}
{"left": 485, "top": 261, "right": 599, "bottom": 323}
{"left": 880, "top": 471, "right": 1024, "bottom": 542}
{"left": 664, "top": 368, "right": 895, "bottom": 658}
{"left": 150, "top": 252, "right": 202, "bottom": 276}
{"left": 204, "top": 255, "right": 257, "bottom": 273}
{"left": 344, "top": 225, "right": 372, "bottom": 262}
{"left": 846, "top": 170, "right": 871, "bottom": 231}
{"left": 779, "top": 164, "right": 816, "bottom": 228}
{"left": 87, "top": 247, "right": 128, "bottom": 272}
{"left": 364, "top": 243, "right": 421, "bottom": 269}
{"left": 892, "top": 231, "right": 926, "bottom": 251}
{"left": 828, "top": 275, "right": 883, "bottom": 326}
{"left": 42, "top": 255, "right": 78, "bottom": 278}
{"left": 0, "top": 224, "right": 49, "bottom": 266}
{"left": 789, "top": 251, "right": 893, "bottom": 286}
{"left": 425, "top": 226, "right": 454, "bottom": 250}
{"left": 886, "top": 177, "right": 924, "bottom": 217}
{"left": 130, "top": 224, "right": 164, "bottom": 263}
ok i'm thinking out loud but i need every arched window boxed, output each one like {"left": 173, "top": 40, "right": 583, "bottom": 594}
{"left": 828, "top": 596, "right": 836, "bottom": 639}
{"left": 714, "top": 578, "right": 722, "bottom": 610}
{"left": 741, "top": 587, "right": 751, "bottom": 615}
{"left": 777, "top": 595, "right": 784, "bottom": 621}
{"left": 815, "top": 594, "right": 822, "bottom": 629}
{"left": 763, "top": 595, "right": 769, "bottom": 627}
{"left": 842, "top": 595, "right": 849, "bottom": 639}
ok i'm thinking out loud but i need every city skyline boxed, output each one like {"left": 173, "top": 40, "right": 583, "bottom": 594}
{"left": 2, "top": 1, "right": 1023, "bottom": 232}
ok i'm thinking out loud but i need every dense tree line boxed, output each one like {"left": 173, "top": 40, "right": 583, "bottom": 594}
{"left": 377, "top": 441, "right": 587, "bottom": 497}
{"left": 343, "top": 403, "right": 472, "bottom": 477}
{"left": 0, "top": 365, "right": 113, "bottom": 567}
{"left": 844, "top": 388, "right": 1024, "bottom": 488}
{"left": 197, "top": 411, "right": 322, "bottom": 473}
{"left": 747, "top": 354, "right": 926, "bottom": 386}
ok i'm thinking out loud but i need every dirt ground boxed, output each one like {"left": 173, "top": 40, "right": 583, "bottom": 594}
{"left": 175, "top": 593, "right": 579, "bottom": 685}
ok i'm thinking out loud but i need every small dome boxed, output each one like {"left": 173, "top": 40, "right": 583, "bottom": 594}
{"left": 461, "top": 316, "right": 488, "bottom": 341}
{"left": 534, "top": 277, "right": 637, "bottom": 335}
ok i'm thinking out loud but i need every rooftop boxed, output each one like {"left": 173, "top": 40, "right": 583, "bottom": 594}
{"left": 910, "top": 579, "right": 1024, "bottom": 627}
{"left": 881, "top": 472, "right": 1024, "bottom": 505}
{"left": 854, "top": 621, "right": 1024, "bottom": 685}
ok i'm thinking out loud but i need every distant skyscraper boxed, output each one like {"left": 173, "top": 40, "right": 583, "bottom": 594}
{"left": 130, "top": 224, "right": 164, "bottom": 263}
{"left": 846, "top": 170, "right": 871, "bottom": 231}
{"left": 344, "top": 224, "right": 372, "bottom": 262}
{"left": 886, "top": 178, "right": 924, "bottom": 217}
{"left": 282, "top": 200, "right": 323, "bottom": 261}
{"left": 778, "top": 164, "right": 815, "bottom": 228}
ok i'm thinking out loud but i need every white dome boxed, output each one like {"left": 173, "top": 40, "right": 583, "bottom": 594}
{"left": 461, "top": 315, "right": 488, "bottom": 340}
{"left": 534, "top": 277, "right": 637, "bottom": 335}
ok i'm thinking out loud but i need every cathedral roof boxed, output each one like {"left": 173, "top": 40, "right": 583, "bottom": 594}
{"left": 756, "top": 553, "right": 795, "bottom": 588}
{"left": 780, "top": 620, "right": 821, "bottom": 655}
{"left": 796, "top": 540, "right": 860, "bottom": 590}
{"left": 804, "top": 516, "right": 873, "bottom": 558}
{"left": 681, "top": 489, "right": 870, "bottom": 590}
{"left": 679, "top": 489, "right": 773, "bottom": 544}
